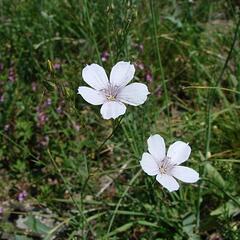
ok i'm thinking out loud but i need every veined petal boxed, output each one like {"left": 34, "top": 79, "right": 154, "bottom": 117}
{"left": 140, "top": 152, "right": 159, "bottom": 176}
{"left": 147, "top": 134, "right": 166, "bottom": 163}
{"left": 156, "top": 174, "right": 179, "bottom": 192}
{"left": 110, "top": 61, "right": 135, "bottom": 87}
{"left": 82, "top": 64, "right": 109, "bottom": 90}
{"left": 100, "top": 101, "right": 126, "bottom": 119}
{"left": 117, "top": 83, "right": 149, "bottom": 106}
{"left": 78, "top": 87, "right": 105, "bottom": 105}
{"left": 167, "top": 141, "right": 191, "bottom": 165}
{"left": 170, "top": 166, "right": 199, "bottom": 183}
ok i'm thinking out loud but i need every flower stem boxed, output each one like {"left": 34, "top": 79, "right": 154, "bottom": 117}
{"left": 95, "top": 115, "right": 124, "bottom": 158}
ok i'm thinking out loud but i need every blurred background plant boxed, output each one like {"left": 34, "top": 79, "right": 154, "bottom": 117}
{"left": 0, "top": 0, "right": 240, "bottom": 239}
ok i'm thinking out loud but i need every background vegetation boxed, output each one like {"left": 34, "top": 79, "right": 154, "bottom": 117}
{"left": 0, "top": 0, "right": 240, "bottom": 239}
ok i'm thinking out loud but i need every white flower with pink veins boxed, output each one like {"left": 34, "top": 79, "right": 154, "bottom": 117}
{"left": 140, "top": 134, "right": 199, "bottom": 192}
{"left": 78, "top": 61, "right": 150, "bottom": 120}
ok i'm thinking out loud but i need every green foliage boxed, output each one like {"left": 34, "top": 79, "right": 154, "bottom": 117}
{"left": 0, "top": 0, "right": 240, "bottom": 239}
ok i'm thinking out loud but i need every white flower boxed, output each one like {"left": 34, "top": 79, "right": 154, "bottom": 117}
{"left": 77, "top": 61, "right": 150, "bottom": 120}
{"left": 140, "top": 134, "right": 199, "bottom": 192}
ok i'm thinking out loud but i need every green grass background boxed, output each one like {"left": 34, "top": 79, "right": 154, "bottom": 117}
{"left": 0, "top": 0, "right": 240, "bottom": 239}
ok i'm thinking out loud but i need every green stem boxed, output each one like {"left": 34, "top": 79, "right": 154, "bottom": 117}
{"left": 196, "top": 15, "right": 240, "bottom": 229}
{"left": 47, "top": 149, "right": 92, "bottom": 238}
{"left": 106, "top": 169, "right": 142, "bottom": 235}
{"left": 83, "top": 0, "right": 101, "bottom": 63}
{"left": 150, "top": 0, "right": 171, "bottom": 138}
{"left": 95, "top": 115, "right": 124, "bottom": 158}
{"left": 201, "top": 178, "right": 240, "bottom": 208}
{"left": 205, "top": 16, "right": 240, "bottom": 158}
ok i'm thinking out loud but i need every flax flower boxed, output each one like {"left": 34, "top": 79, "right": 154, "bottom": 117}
{"left": 140, "top": 134, "right": 199, "bottom": 192}
{"left": 78, "top": 61, "right": 149, "bottom": 119}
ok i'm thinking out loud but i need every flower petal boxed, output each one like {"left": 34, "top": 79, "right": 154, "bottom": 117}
{"left": 82, "top": 64, "right": 109, "bottom": 90}
{"left": 156, "top": 174, "right": 179, "bottom": 192}
{"left": 167, "top": 141, "right": 191, "bottom": 165}
{"left": 110, "top": 61, "right": 135, "bottom": 87}
{"left": 78, "top": 87, "right": 106, "bottom": 105}
{"left": 117, "top": 83, "right": 149, "bottom": 106}
{"left": 140, "top": 152, "right": 159, "bottom": 176}
{"left": 100, "top": 101, "right": 126, "bottom": 119}
{"left": 170, "top": 166, "right": 199, "bottom": 183}
{"left": 147, "top": 134, "right": 166, "bottom": 163}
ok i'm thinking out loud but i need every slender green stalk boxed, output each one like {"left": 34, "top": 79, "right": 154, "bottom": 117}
{"left": 183, "top": 85, "right": 240, "bottom": 95}
{"left": 196, "top": 15, "right": 240, "bottom": 229}
{"left": 106, "top": 169, "right": 142, "bottom": 235}
{"left": 47, "top": 150, "right": 79, "bottom": 207}
{"left": 106, "top": 0, "right": 114, "bottom": 66}
{"left": 83, "top": 0, "right": 101, "bottom": 63}
{"left": 47, "top": 149, "right": 92, "bottom": 238}
{"left": 205, "top": 16, "right": 240, "bottom": 158}
{"left": 150, "top": 0, "right": 171, "bottom": 138}
{"left": 79, "top": 115, "right": 124, "bottom": 234}
{"left": 201, "top": 178, "right": 240, "bottom": 207}
{"left": 95, "top": 115, "right": 124, "bottom": 157}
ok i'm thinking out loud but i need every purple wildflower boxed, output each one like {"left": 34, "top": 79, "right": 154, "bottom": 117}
{"left": 101, "top": 51, "right": 110, "bottom": 62}
{"left": 53, "top": 63, "right": 61, "bottom": 70}
{"left": 18, "top": 190, "right": 28, "bottom": 202}
{"left": 37, "top": 112, "right": 48, "bottom": 127}
{"left": 134, "top": 62, "right": 144, "bottom": 70}
{"left": 145, "top": 72, "right": 153, "bottom": 83}
{"left": 56, "top": 106, "right": 62, "bottom": 113}
{"left": 36, "top": 107, "right": 48, "bottom": 127}
{"left": 8, "top": 67, "right": 16, "bottom": 83}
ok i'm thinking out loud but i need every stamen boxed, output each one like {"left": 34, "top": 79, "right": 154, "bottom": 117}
{"left": 106, "top": 95, "right": 116, "bottom": 101}
{"left": 103, "top": 84, "right": 120, "bottom": 101}
{"left": 159, "top": 157, "right": 174, "bottom": 175}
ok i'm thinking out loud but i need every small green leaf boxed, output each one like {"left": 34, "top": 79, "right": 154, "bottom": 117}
{"left": 211, "top": 198, "right": 240, "bottom": 217}
{"left": 24, "top": 215, "right": 51, "bottom": 235}
{"left": 204, "top": 163, "right": 225, "bottom": 188}
{"left": 107, "top": 222, "right": 134, "bottom": 237}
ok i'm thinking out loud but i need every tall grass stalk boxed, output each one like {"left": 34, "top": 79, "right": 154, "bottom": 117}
{"left": 83, "top": 0, "right": 101, "bottom": 63}
{"left": 196, "top": 15, "right": 240, "bottom": 229}
{"left": 150, "top": 0, "right": 172, "bottom": 138}
{"left": 47, "top": 149, "right": 92, "bottom": 238}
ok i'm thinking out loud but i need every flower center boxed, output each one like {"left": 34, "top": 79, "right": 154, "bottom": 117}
{"left": 103, "top": 84, "right": 120, "bottom": 101}
{"left": 106, "top": 94, "right": 116, "bottom": 101}
{"left": 159, "top": 156, "right": 174, "bottom": 175}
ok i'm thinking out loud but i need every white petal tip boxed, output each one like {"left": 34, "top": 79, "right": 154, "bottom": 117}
{"left": 100, "top": 101, "right": 126, "bottom": 120}
{"left": 168, "top": 188, "right": 179, "bottom": 192}
{"left": 194, "top": 175, "right": 200, "bottom": 182}
{"left": 77, "top": 87, "right": 82, "bottom": 94}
